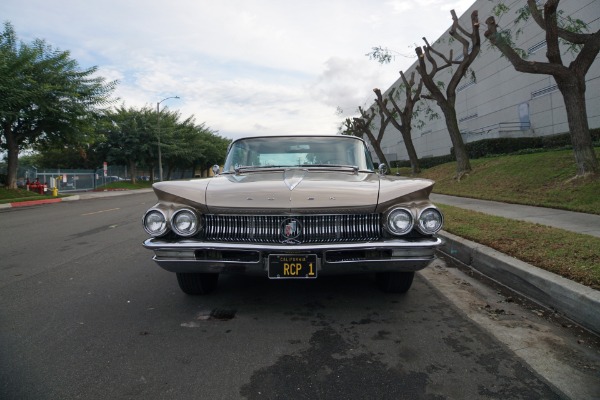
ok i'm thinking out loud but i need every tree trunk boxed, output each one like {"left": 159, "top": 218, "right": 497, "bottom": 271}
{"left": 364, "top": 131, "right": 389, "bottom": 167}
{"left": 440, "top": 104, "right": 471, "bottom": 178}
{"left": 400, "top": 115, "right": 421, "bottom": 174}
{"left": 129, "top": 160, "right": 137, "bottom": 185}
{"left": 4, "top": 127, "right": 19, "bottom": 189}
{"left": 149, "top": 164, "right": 156, "bottom": 182}
{"left": 556, "top": 76, "right": 599, "bottom": 176}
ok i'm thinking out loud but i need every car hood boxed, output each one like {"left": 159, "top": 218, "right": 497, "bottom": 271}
{"left": 153, "top": 170, "right": 434, "bottom": 214}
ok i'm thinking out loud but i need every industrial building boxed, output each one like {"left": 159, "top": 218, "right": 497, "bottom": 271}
{"left": 369, "top": 0, "right": 599, "bottom": 163}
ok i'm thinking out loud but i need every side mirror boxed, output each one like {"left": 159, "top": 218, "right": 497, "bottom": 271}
{"left": 212, "top": 164, "right": 220, "bottom": 176}
{"left": 378, "top": 163, "right": 388, "bottom": 176}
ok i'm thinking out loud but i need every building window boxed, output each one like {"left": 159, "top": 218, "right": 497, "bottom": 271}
{"left": 457, "top": 79, "right": 476, "bottom": 92}
{"left": 459, "top": 113, "right": 478, "bottom": 123}
{"left": 528, "top": 40, "right": 547, "bottom": 54}
{"left": 531, "top": 84, "right": 558, "bottom": 99}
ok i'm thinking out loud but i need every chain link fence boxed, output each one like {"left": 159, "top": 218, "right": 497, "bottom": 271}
{"left": 1, "top": 164, "right": 197, "bottom": 192}
{"left": 1, "top": 166, "right": 130, "bottom": 192}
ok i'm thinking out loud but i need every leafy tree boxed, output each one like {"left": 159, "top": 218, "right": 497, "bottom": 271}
{"left": 21, "top": 147, "right": 97, "bottom": 169}
{"left": 96, "top": 105, "right": 228, "bottom": 181}
{"left": 415, "top": 10, "right": 481, "bottom": 179}
{"left": 484, "top": 0, "right": 599, "bottom": 177}
{"left": 373, "top": 71, "right": 423, "bottom": 174}
{"left": 0, "top": 22, "right": 117, "bottom": 188}
{"left": 97, "top": 105, "right": 158, "bottom": 184}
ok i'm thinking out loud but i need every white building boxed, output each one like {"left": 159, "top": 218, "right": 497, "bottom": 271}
{"left": 369, "top": 0, "right": 600, "bottom": 163}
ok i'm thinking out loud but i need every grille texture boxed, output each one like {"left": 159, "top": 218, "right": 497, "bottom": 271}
{"left": 204, "top": 214, "right": 381, "bottom": 243}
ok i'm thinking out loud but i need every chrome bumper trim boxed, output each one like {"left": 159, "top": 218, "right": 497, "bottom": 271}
{"left": 143, "top": 237, "right": 443, "bottom": 275}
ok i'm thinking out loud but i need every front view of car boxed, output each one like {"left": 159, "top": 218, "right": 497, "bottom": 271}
{"left": 143, "top": 135, "right": 443, "bottom": 294}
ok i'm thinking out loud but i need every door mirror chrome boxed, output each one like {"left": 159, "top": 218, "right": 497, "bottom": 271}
{"left": 212, "top": 164, "right": 220, "bottom": 176}
{"left": 378, "top": 163, "right": 388, "bottom": 176}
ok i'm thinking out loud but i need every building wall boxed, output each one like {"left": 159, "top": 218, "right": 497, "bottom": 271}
{"left": 372, "top": 0, "right": 600, "bottom": 162}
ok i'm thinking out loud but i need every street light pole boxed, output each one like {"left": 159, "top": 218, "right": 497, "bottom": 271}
{"left": 157, "top": 96, "right": 180, "bottom": 181}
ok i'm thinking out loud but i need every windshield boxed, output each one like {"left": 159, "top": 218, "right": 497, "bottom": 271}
{"left": 222, "top": 136, "right": 375, "bottom": 173}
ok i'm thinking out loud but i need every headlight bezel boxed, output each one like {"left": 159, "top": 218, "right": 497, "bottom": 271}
{"left": 385, "top": 207, "right": 415, "bottom": 236}
{"left": 142, "top": 209, "right": 169, "bottom": 237}
{"left": 416, "top": 207, "right": 444, "bottom": 235}
{"left": 171, "top": 208, "right": 200, "bottom": 237}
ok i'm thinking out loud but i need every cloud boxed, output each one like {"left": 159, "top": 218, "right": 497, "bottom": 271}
{"left": 1, "top": 0, "right": 477, "bottom": 141}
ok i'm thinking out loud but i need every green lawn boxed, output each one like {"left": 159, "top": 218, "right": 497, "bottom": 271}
{"left": 439, "top": 204, "right": 600, "bottom": 290}
{"left": 0, "top": 187, "right": 54, "bottom": 204}
{"left": 400, "top": 148, "right": 600, "bottom": 214}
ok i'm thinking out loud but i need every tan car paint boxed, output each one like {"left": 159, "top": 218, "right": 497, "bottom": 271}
{"left": 152, "top": 169, "right": 436, "bottom": 215}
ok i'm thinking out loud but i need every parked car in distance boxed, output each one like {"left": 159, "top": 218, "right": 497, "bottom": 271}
{"left": 142, "top": 135, "right": 443, "bottom": 295}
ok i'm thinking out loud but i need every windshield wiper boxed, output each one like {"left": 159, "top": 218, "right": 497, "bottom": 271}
{"left": 298, "top": 164, "right": 360, "bottom": 174}
{"left": 234, "top": 165, "right": 287, "bottom": 174}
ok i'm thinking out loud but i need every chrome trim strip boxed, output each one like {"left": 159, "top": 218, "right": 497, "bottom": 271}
{"left": 143, "top": 237, "right": 442, "bottom": 252}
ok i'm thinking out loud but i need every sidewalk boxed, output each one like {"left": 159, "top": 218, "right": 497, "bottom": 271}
{"left": 70, "top": 188, "right": 154, "bottom": 200}
{"left": 0, "top": 188, "right": 154, "bottom": 209}
{"left": 431, "top": 193, "right": 600, "bottom": 238}
{"left": 431, "top": 193, "right": 600, "bottom": 335}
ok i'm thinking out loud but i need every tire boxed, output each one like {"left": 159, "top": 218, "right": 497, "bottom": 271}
{"left": 176, "top": 273, "right": 219, "bottom": 295}
{"left": 376, "top": 271, "right": 415, "bottom": 294}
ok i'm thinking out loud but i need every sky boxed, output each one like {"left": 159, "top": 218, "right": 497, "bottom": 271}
{"left": 1, "top": 0, "right": 475, "bottom": 141}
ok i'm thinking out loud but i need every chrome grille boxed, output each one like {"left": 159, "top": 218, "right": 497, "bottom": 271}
{"left": 204, "top": 214, "right": 381, "bottom": 243}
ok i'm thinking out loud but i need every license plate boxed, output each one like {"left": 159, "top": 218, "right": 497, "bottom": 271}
{"left": 268, "top": 254, "right": 317, "bottom": 279}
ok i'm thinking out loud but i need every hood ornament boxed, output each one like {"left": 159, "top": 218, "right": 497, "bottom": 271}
{"left": 283, "top": 169, "right": 307, "bottom": 191}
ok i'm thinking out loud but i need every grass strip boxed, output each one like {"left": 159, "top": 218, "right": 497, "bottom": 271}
{"left": 398, "top": 148, "right": 600, "bottom": 215}
{"left": 0, "top": 188, "right": 51, "bottom": 204}
{"left": 438, "top": 204, "right": 600, "bottom": 290}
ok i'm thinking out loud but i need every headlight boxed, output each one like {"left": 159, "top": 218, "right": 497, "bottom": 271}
{"left": 143, "top": 209, "right": 168, "bottom": 237}
{"left": 171, "top": 209, "right": 199, "bottom": 237}
{"left": 417, "top": 207, "right": 443, "bottom": 235}
{"left": 386, "top": 208, "right": 414, "bottom": 235}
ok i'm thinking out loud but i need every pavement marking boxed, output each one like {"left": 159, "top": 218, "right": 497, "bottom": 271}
{"left": 81, "top": 207, "right": 121, "bottom": 216}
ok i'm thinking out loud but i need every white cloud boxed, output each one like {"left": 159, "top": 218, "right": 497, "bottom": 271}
{"left": 1, "top": 0, "right": 477, "bottom": 140}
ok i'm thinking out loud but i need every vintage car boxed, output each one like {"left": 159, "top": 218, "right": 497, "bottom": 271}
{"left": 142, "top": 135, "right": 443, "bottom": 295}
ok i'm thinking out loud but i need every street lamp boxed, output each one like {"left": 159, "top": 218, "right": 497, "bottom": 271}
{"left": 157, "top": 95, "right": 180, "bottom": 181}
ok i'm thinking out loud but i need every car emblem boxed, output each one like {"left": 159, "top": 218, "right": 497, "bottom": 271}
{"left": 283, "top": 169, "right": 307, "bottom": 191}
{"left": 281, "top": 218, "right": 302, "bottom": 242}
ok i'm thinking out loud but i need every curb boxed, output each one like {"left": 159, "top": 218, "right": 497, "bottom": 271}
{"left": 1, "top": 198, "right": 64, "bottom": 208}
{"left": 437, "top": 231, "right": 600, "bottom": 335}
{"left": 0, "top": 189, "right": 148, "bottom": 208}
{"left": 10, "top": 198, "right": 63, "bottom": 207}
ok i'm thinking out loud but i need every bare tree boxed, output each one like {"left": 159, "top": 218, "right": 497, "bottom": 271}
{"left": 485, "top": 0, "right": 599, "bottom": 177}
{"left": 357, "top": 106, "right": 393, "bottom": 167}
{"left": 415, "top": 10, "right": 481, "bottom": 179}
{"left": 342, "top": 107, "right": 392, "bottom": 167}
{"left": 373, "top": 71, "right": 423, "bottom": 174}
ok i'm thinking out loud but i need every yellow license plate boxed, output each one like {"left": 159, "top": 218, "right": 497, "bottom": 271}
{"left": 268, "top": 254, "right": 317, "bottom": 279}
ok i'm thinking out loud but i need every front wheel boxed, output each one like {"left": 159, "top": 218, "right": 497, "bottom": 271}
{"left": 376, "top": 271, "right": 415, "bottom": 294}
{"left": 176, "top": 273, "right": 219, "bottom": 295}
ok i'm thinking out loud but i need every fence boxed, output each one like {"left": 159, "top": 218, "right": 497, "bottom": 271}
{"left": 1, "top": 166, "right": 129, "bottom": 192}
{"left": 1, "top": 164, "right": 197, "bottom": 192}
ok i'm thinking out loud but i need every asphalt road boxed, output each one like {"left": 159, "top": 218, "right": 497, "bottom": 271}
{"left": 0, "top": 192, "right": 598, "bottom": 399}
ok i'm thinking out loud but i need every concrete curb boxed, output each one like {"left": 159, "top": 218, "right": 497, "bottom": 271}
{"left": 0, "top": 198, "right": 64, "bottom": 208}
{"left": 0, "top": 189, "right": 150, "bottom": 208}
{"left": 61, "top": 195, "right": 80, "bottom": 201}
{"left": 437, "top": 231, "right": 600, "bottom": 335}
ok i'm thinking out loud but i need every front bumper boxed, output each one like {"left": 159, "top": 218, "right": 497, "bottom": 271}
{"left": 143, "top": 237, "right": 443, "bottom": 275}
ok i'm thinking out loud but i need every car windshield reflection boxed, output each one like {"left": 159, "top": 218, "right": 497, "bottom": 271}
{"left": 223, "top": 136, "right": 375, "bottom": 174}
